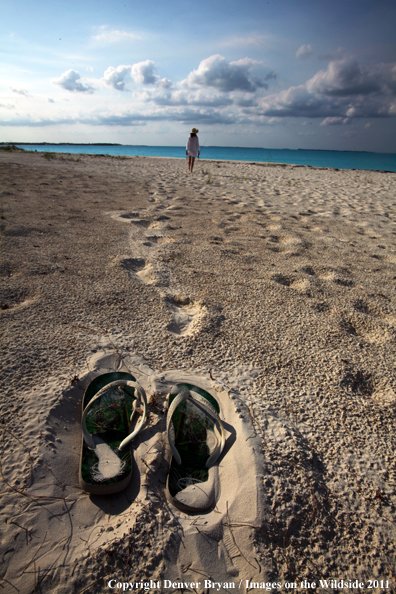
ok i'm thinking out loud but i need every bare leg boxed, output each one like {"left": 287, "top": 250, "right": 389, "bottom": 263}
{"left": 188, "top": 156, "right": 192, "bottom": 171}
{"left": 191, "top": 157, "right": 196, "bottom": 172}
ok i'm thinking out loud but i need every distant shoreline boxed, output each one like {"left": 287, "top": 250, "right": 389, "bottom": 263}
{"left": 0, "top": 142, "right": 124, "bottom": 146}
{"left": 1, "top": 142, "right": 392, "bottom": 154}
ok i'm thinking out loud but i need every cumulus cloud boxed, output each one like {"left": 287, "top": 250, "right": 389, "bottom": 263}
{"left": 102, "top": 62, "right": 172, "bottom": 91}
{"left": 7, "top": 54, "right": 396, "bottom": 131}
{"left": 131, "top": 60, "right": 158, "bottom": 85}
{"left": 53, "top": 70, "right": 94, "bottom": 93}
{"left": 103, "top": 65, "right": 132, "bottom": 91}
{"left": 157, "top": 78, "right": 172, "bottom": 89}
{"left": 92, "top": 26, "right": 141, "bottom": 43}
{"left": 296, "top": 44, "right": 314, "bottom": 59}
{"left": 181, "top": 55, "right": 266, "bottom": 92}
{"left": 144, "top": 88, "right": 233, "bottom": 108}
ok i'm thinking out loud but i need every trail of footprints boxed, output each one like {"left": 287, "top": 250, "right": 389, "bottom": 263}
{"left": 111, "top": 202, "right": 207, "bottom": 337}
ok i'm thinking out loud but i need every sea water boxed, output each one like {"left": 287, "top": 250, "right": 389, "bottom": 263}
{"left": 14, "top": 144, "right": 396, "bottom": 172}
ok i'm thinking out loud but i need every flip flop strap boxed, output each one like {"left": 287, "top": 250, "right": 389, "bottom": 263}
{"left": 167, "top": 389, "right": 226, "bottom": 468}
{"left": 82, "top": 380, "right": 147, "bottom": 451}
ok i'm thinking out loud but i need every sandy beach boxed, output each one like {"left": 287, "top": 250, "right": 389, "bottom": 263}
{"left": 1, "top": 150, "right": 396, "bottom": 594}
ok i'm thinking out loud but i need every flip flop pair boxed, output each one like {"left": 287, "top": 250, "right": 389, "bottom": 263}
{"left": 80, "top": 375, "right": 226, "bottom": 512}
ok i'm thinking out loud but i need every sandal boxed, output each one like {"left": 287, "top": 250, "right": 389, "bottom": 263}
{"left": 166, "top": 383, "right": 225, "bottom": 512}
{"left": 79, "top": 372, "right": 147, "bottom": 495}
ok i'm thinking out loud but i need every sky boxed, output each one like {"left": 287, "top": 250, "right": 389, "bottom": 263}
{"left": 1, "top": 0, "right": 396, "bottom": 151}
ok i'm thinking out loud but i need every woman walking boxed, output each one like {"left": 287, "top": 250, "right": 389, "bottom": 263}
{"left": 186, "top": 128, "right": 200, "bottom": 172}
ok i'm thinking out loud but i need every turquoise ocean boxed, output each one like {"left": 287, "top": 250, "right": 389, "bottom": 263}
{"left": 15, "top": 144, "right": 396, "bottom": 173}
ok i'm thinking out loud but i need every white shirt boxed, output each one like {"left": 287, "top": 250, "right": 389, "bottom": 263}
{"left": 186, "top": 135, "right": 200, "bottom": 155}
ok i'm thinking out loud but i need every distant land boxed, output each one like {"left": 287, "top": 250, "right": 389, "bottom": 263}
{"left": 298, "top": 148, "right": 369, "bottom": 153}
{"left": 0, "top": 142, "right": 123, "bottom": 146}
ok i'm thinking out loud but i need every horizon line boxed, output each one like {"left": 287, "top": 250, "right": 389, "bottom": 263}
{"left": 2, "top": 142, "right": 396, "bottom": 155}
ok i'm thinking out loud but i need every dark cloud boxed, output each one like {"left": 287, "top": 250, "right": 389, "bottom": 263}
{"left": 167, "top": 108, "right": 236, "bottom": 126}
{"left": 307, "top": 58, "right": 387, "bottom": 96}
{"left": 265, "top": 70, "right": 277, "bottom": 81}
{"left": 53, "top": 70, "right": 94, "bottom": 93}
{"left": 233, "top": 96, "right": 258, "bottom": 107}
{"left": 251, "top": 77, "right": 268, "bottom": 89}
{"left": 253, "top": 58, "right": 396, "bottom": 120}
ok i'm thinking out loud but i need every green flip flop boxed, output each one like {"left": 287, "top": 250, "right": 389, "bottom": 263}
{"left": 79, "top": 372, "right": 147, "bottom": 495}
{"left": 166, "top": 383, "right": 226, "bottom": 512}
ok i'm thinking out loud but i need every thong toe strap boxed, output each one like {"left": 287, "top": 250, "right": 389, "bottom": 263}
{"left": 82, "top": 380, "right": 147, "bottom": 451}
{"left": 167, "top": 388, "right": 225, "bottom": 468}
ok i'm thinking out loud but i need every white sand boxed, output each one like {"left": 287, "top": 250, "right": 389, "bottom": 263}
{"left": 1, "top": 150, "right": 396, "bottom": 593}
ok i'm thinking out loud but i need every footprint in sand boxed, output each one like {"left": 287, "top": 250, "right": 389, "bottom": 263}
{"left": 111, "top": 212, "right": 151, "bottom": 227}
{"left": 136, "top": 263, "right": 157, "bottom": 285}
{"left": 301, "top": 266, "right": 316, "bottom": 276}
{"left": 130, "top": 219, "right": 151, "bottom": 228}
{"left": 164, "top": 295, "right": 206, "bottom": 336}
{"left": 271, "top": 273, "right": 313, "bottom": 294}
{"left": 165, "top": 204, "right": 183, "bottom": 211}
{"left": 120, "top": 257, "right": 146, "bottom": 274}
{"left": 118, "top": 212, "right": 140, "bottom": 219}
{"left": 120, "top": 258, "right": 158, "bottom": 285}
{"left": 319, "top": 270, "right": 353, "bottom": 287}
{"left": 154, "top": 214, "right": 171, "bottom": 222}
{"left": 1, "top": 287, "right": 40, "bottom": 311}
{"left": 279, "top": 235, "right": 303, "bottom": 247}
{"left": 266, "top": 234, "right": 306, "bottom": 256}
{"left": 144, "top": 235, "right": 159, "bottom": 243}
{"left": 271, "top": 273, "right": 292, "bottom": 287}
